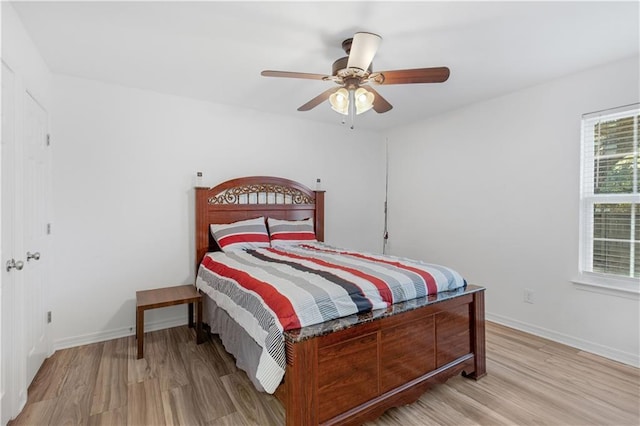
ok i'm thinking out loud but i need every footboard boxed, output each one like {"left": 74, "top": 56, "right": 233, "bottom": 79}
{"left": 277, "top": 286, "right": 486, "bottom": 426}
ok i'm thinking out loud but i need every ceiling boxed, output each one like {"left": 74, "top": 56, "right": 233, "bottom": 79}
{"left": 10, "top": 1, "right": 640, "bottom": 131}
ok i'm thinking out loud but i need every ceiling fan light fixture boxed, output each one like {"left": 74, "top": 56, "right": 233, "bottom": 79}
{"left": 329, "top": 88, "right": 349, "bottom": 115}
{"left": 355, "top": 87, "right": 374, "bottom": 114}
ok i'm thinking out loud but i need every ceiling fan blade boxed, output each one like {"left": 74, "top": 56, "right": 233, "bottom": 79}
{"left": 375, "top": 67, "right": 450, "bottom": 85}
{"left": 298, "top": 87, "right": 339, "bottom": 111}
{"left": 261, "top": 70, "right": 329, "bottom": 80}
{"left": 362, "top": 86, "right": 393, "bottom": 113}
{"left": 346, "top": 32, "right": 382, "bottom": 71}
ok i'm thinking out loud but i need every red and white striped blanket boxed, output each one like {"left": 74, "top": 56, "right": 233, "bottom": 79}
{"left": 195, "top": 243, "right": 466, "bottom": 393}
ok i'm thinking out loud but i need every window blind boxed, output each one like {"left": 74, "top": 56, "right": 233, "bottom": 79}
{"left": 580, "top": 104, "right": 639, "bottom": 279}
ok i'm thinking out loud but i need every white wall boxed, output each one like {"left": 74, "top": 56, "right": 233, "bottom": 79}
{"left": 1, "top": 3, "right": 51, "bottom": 106}
{"left": 51, "top": 75, "right": 386, "bottom": 347}
{"left": 386, "top": 56, "right": 640, "bottom": 366}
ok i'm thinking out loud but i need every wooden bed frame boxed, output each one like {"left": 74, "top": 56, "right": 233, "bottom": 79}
{"left": 195, "top": 176, "right": 486, "bottom": 426}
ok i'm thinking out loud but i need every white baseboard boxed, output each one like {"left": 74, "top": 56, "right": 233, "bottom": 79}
{"left": 50, "top": 311, "right": 640, "bottom": 368}
{"left": 52, "top": 316, "right": 188, "bottom": 351}
{"left": 487, "top": 312, "right": 640, "bottom": 368}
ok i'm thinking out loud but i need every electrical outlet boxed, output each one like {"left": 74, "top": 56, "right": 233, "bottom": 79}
{"left": 524, "top": 289, "right": 534, "bottom": 304}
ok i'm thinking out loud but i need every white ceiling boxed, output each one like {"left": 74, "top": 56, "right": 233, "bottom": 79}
{"left": 11, "top": 1, "right": 640, "bottom": 131}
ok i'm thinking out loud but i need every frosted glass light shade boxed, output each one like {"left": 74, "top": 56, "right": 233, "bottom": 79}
{"left": 330, "top": 87, "right": 374, "bottom": 116}
{"left": 355, "top": 87, "right": 374, "bottom": 114}
{"left": 329, "top": 88, "right": 349, "bottom": 115}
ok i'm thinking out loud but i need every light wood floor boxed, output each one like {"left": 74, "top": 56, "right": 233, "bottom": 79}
{"left": 9, "top": 322, "right": 639, "bottom": 426}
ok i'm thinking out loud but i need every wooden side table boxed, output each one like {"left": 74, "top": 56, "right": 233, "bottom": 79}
{"left": 136, "top": 284, "right": 204, "bottom": 359}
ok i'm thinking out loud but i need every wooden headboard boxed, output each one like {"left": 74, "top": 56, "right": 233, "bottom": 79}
{"left": 195, "top": 176, "right": 325, "bottom": 266}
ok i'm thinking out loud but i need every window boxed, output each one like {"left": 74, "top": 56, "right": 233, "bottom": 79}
{"left": 580, "top": 104, "right": 639, "bottom": 281}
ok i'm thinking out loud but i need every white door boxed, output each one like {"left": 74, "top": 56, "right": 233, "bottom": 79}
{"left": 1, "top": 61, "right": 51, "bottom": 423}
{"left": 23, "top": 91, "right": 50, "bottom": 385}
{"left": 1, "top": 61, "right": 25, "bottom": 425}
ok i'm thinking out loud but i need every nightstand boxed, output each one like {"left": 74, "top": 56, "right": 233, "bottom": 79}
{"left": 135, "top": 284, "right": 204, "bottom": 359}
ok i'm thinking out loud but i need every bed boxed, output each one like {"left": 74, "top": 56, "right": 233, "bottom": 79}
{"left": 195, "top": 176, "right": 486, "bottom": 426}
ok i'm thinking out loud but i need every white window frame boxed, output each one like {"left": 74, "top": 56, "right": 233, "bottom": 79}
{"left": 576, "top": 103, "right": 639, "bottom": 297}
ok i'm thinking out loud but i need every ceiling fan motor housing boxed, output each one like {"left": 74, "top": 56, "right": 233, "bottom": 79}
{"left": 342, "top": 38, "right": 353, "bottom": 54}
{"left": 332, "top": 57, "right": 372, "bottom": 80}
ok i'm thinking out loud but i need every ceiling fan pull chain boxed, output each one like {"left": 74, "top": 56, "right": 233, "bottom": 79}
{"left": 348, "top": 89, "right": 356, "bottom": 129}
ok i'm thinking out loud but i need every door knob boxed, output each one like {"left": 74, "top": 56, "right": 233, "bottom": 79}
{"left": 6, "top": 259, "right": 24, "bottom": 272}
{"left": 26, "top": 251, "right": 41, "bottom": 261}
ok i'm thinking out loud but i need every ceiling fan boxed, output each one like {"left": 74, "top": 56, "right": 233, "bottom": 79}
{"left": 261, "top": 32, "right": 450, "bottom": 128}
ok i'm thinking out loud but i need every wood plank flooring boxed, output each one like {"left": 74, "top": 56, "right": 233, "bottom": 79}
{"left": 9, "top": 322, "right": 639, "bottom": 425}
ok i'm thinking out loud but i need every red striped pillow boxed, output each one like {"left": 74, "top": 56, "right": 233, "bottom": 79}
{"left": 210, "top": 217, "right": 270, "bottom": 252}
{"left": 267, "top": 217, "right": 317, "bottom": 246}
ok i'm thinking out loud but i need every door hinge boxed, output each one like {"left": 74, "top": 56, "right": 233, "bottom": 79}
{"left": 46, "top": 134, "right": 50, "bottom": 146}
{"left": 47, "top": 223, "right": 51, "bottom": 234}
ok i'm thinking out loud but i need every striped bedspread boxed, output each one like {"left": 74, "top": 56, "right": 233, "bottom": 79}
{"left": 195, "top": 243, "right": 466, "bottom": 393}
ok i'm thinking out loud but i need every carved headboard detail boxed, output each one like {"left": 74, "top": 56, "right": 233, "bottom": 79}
{"left": 195, "top": 176, "right": 325, "bottom": 267}
{"left": 207, "top": 183, "right": 315, "bottom": 205}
